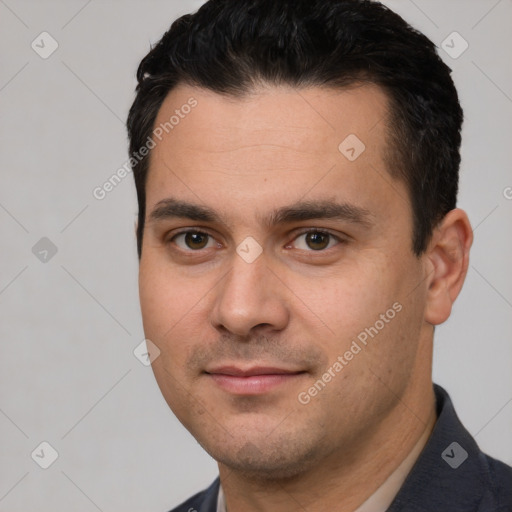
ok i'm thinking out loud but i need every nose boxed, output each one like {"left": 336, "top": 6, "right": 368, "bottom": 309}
{"left": 210, "top": 250, "right": 290, "bottom": 337}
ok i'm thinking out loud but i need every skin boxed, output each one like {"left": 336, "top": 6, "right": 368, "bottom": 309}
{"left": 138, "top": 83, "right": 473, "bottom": 511}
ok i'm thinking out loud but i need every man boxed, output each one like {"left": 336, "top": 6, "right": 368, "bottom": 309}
{"left": 127, "top": 0, "right": 512, "bottom": 510}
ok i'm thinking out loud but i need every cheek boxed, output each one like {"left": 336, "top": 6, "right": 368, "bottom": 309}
{"left": 139, "top": 258, "right": 189, "bottom": 361}
{"left": 138, "top": 261, "right": 204, "bottom": 414}
{"left": 139, "top": 260, "right": 170, "bottom": 338}
{"left": 138, "top": 255, "right": 220, "bottom": 371}
{"left": 139, "top": 253, "right": 196, "bottom": 333}
{"left": 290, "top": 252, "right": 423, "bottom": 369}
{"left": 287, "top": 257, "right": 395, "bottom": 340}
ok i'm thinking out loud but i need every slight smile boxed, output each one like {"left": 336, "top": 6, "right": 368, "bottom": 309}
{"left": 205, "top": 366, "right": 307, "bottom": 395}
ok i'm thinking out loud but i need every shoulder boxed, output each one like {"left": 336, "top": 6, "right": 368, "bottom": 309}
{"left": 167, "top": 490, "right": 205, "bottom": 512}
{"left": 482, "top": 453, "right": 512, "bottom": 510}
{"left": 167, "top": 478, "right": 220, "bottom": 512}
{"left": 388, "top": 386, "right": 512, "bottom": 512}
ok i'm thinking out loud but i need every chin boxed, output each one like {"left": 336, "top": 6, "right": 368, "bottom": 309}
{"left": 198, "top": 425, "right": 327, "bottom": 481}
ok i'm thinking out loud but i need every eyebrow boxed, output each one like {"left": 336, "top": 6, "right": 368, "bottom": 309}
{"left": 263, "top": 200, "right": 373, "bottom": 228}
{"left": 149, "top": 199, "right": 218, "bottom": 223}
{"left": 148, "top": 198, "right": 373, "bottom": 228}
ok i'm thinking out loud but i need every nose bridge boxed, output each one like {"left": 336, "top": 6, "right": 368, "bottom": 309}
{"left": 211, "top": 250, "right": 289, "bottom": 336}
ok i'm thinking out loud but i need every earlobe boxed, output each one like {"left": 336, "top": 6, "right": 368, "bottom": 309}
{"left": 424, "top": 208, "right": 473, "bottom": 326}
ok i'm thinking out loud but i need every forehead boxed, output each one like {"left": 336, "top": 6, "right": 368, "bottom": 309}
{"left": 145, "top": 83, "right": 408, "bottom": 226}
{"left": 152, "top": 82, "right": 389, "bottom": 154}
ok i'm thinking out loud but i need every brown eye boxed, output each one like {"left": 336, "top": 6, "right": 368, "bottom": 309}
{"left": 306, "top": 232, "right": 331, "bottom": 250}
{"left": 173, "top": 231, "right": 214, "bottom": 250}
{"left": 184, "top": 232, "right": 209, "bottom": 249}
{"left": 292, "top": 230, "right": 340, "bottom": 251}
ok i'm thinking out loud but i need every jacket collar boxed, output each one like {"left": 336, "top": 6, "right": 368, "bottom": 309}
{"left": 387, "top": 384, "right": 494, "bottom": 511}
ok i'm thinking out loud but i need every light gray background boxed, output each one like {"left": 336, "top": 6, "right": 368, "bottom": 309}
{"left": 1, "top": 0, "right": 511, "bottom": 510}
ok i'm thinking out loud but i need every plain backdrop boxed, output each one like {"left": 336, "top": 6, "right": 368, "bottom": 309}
{"left": 1, "top": 1, "right": 511, "bottom": 510}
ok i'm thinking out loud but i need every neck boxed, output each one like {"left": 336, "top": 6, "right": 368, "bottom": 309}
{"left": 219, "top": 375, "right": 436, "bottom": 512}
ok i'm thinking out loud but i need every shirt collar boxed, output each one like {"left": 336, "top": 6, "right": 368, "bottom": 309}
{"left": 217, "top": 484, "right": 226, "bottom": 512}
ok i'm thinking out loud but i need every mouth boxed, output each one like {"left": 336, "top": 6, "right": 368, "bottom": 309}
{"left": 205, "top": 366, "right": 307, "bottom": 395}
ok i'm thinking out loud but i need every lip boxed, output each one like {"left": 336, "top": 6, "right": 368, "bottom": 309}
{"left": 205, "top": 366, "right": 306, "bottom": 395}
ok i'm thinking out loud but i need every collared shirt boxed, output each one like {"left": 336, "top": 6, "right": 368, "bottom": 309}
{"left": 170, "top": 385, "right": 512, "bottom": 512}
{"left": 216, "top": 486, "right": 226, "bottom": 512}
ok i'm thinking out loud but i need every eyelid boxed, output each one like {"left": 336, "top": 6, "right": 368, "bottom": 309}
{"left": 167, "top": 228, "right": 220, "bottom": 250}
{"left": 292, "top": 227, "right": 345, "bottom": 242}
{"left": 293, "top": 227, "right": 341, "bottom": 236}
{"left": 167, "top": 226, "right": 217, "bottom": 239}
{"left": 285, "top": 228, "right": 347, "bottom": 252}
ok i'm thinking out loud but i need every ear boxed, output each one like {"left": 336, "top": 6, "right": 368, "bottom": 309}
{"left": 423, "top": 208, "right": 473, "bottom": 325}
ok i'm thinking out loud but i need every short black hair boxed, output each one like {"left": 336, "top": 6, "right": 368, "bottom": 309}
{"left": 127, "top": 0, "right": 463, "bottom": 258}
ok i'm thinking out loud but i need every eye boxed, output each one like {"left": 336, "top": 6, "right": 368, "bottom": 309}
{"left": 172, "top": 231, "right": 217, "bottom": 250}
{"left": 292, "top": 230, "right": 340, "bottom": 251}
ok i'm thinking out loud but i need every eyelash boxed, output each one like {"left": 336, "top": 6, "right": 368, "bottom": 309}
{"left": 290, "top": 228, "right": 344, "bottom": 251}
{"left": 169, "top": 230, "right": 219, "bottom": 251}
{"left": 168, "top": 228, "right": 344, "bottom": 252}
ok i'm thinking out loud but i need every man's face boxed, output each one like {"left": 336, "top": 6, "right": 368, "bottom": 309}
{"left": 139, "top": 84, "right": 432, "bottom": 477}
